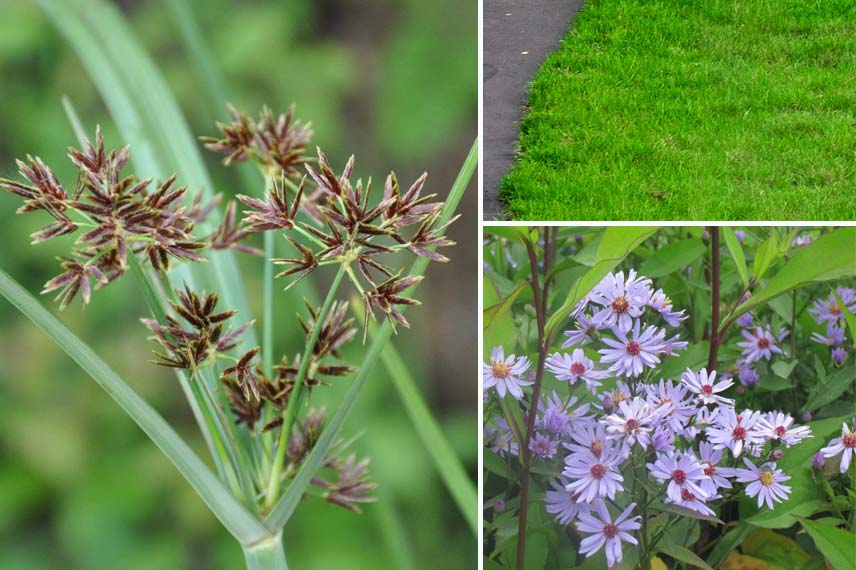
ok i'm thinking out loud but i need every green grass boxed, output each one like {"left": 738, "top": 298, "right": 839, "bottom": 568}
{"left": 500, "top": 0, "right": 856, "bottom": 220}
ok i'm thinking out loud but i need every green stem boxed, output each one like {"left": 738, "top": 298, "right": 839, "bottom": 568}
{"left": 263, "top": 181, "right": 275, "bottom": 379}
{"left": 264, "top": 263, "right": 347, "bottom": 511}
{"left": 242, "top": 533, "right": 288, "bottom": 570}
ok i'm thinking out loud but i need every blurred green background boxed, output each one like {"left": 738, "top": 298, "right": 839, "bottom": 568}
{"left": 0, "top": 0, "right": 477, "bottom": 568}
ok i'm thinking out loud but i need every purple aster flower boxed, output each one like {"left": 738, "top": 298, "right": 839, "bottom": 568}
{"left": 647, "top": 450, "right": 710, "bottom": 503}
{"left": 758, "top": 412, "right": 812, "bottom": 446}
{"left": 697, "top": 441, "right": 732, "bottom": 498}
{"left": 736, "top": 312, "right": 754, "bottom": 329}
{"left": 562, "top": 314, "right": 596, "bottom": 348}
{"left": 832, "top": 347, "right": 848, "bottom": 364}
{"left": 820, "top": 421, "right": 856, "bottom": 473}
{"left": 681, "top": 368, "right": 734, "bottom": 407}
{"left": 648, "top": 289, "right": 687, "bottom": 327}
{"left": 575, "top": 500, "right": 640, "bottom": 568}
{"left": 660, "top": 334, "right": 689, "bottom": 357}
{"left": 484, "top": 418, "right": 519, "bottom": 457}
{"left": 564, "top": 448, "right": 625, "bottom": 503}
{"left": 545, "top": 477, "right": 590, "bottom": 525}
{"left": 706, "top": 407, "right": 764, "bottom": 457}
{"left": 599, "top": 322, "right": 665, "bottom": 377}
{"left": 738, "top": 327, "right": 784, "bottom": 363}
{"left": 603, "top": 397, "right": 656, "bottom": 450}
{"left": 565, "top": 423, "right": 615, "bottom": 459}
{"left": 732, "top": 458, "right": 791, "bottom": 508}
{"left": 589, "top": 270, "right": 652, "bottom": 333}
{"left": 810, "top": 288, "right": 856, "bottom": 325}
{"left": 529, "top": 433, "right": 559, "bottom": 460}
{"left": 670, "top": 487, "right": 716, "bottom": 516}
{"left": 812, "top": 452, "right": 825, "bottom": 471}
{"left": 791, "top": 234, "right": 812, "bottom": 247}
{"left": 483, "top": 346, "right": 531, "bottom": 400}
{"left": 537, "top": 391, "right": 575, "bottom": 437}
{"left": 545, "top": 349, "right": 609, "bottom": 392}
{"left": 599, "top": 381, "right": 633, "bottom": 412}
{"left": 811, "top": 323, "right": 846, "bottom": 347}
{"left": 682, "top": 405, "right": 721, "bottom": 439}
{"left": 652, "top": 425, "right": 675, "bottom": 452}
{"left": 737, "top": 365, "right": 759, "bottom": 388}
{"left": 645, "top": 379, "right": 696, "bottom": 432}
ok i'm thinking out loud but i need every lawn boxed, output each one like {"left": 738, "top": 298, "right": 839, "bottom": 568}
{"left": 500, "top": 0, "right": 856, "bottom": 220}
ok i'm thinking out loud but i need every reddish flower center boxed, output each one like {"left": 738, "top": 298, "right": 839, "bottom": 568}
{"left": 702, "top": 461, "right": 715, "bottom": 476}
{"left": 681, "top": 488, "right": 695, "bottom": 501}
{"left": 700, "top": 385, "right": 714, "bottom": 396}
{"left": 570, "top": 362, "right": 586, "bottom": 376}
{"left": 672, "top": 469, "right": 687, "bottom": 484}
{"left": 757, "top": 337, "right": 770, "bottom": 349}
{"left": 603, "top": 523, "right": 618, "bottom": 538}
{"left": 612, "top": 297, "right": 630, "bottom": 314}
{"left": 843, "top": 432, "right": 856, "bottom": 448}
{"left": 590, "top": 463, "right": 606, "bottom": 479}
{"left": 625, "top": 418, "right": 639, "bottom": 432}
{"left": 732, "top": 425, "right": 747, "bottom": 440}
{"left": 774, "top": 426, "right": 786, "bottom": 437}
{"left": 626, "top": 341, "right": 641, "bottom": 356}
{"left": 491, "top": 361, "right": 510, "bottom": 379}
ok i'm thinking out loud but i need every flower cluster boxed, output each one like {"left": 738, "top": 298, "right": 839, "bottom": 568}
{"left": 808, "top": 287, "right": 854, "bottom": 365}
{"left": 0, "top": 127, "right": 211, "bottom": 309}
{"left": 203, "top": 105, "right": 455, "bottom": 334}
{"left": 484, "top": 270, "right": 815, "bottom": 567}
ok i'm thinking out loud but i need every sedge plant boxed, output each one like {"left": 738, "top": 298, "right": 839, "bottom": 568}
{"left": 0, "top": 102, "right": 476, "bottom": 569}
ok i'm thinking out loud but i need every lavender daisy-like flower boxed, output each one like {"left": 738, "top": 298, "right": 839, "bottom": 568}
{"left": 681, "top": 368, "right": 734, "bottom": 407}
{"left": 820, "top": 421, "right": 856, "bottom": 473}
{"left": 832, "top": 347, "right": 848, "bottom": 365}
{"left": 600, "top": 380, "right": 633, "bottom": 412}
{"left": 706, "top": 408, "right": 764, "bottom": 457}
{"left": 529, "top": 433, "right": 559, "bottom": 460}
{"left": 562, "top": 313, "right": 596, "bottom": 348}
{"left": 484, "top": 418, "right": 519, "bottom": 457}
{"left": 810, "top": 288, "right": 856, "bottom": 325}
{"left": 758, "top": 412, "right": 812, "bottom": 447}
{"left": 603, "top": 397, "right": 655, "bottom": 450}
{"left": 697, "top": 441, "right": 732, "bottom": 498}
{"left": 738, "top": 327, "right": 784, "bottom": 363}
{"left": 736, "top": 312, "right": 754, "bottom": 329}
{"left": 599, "top": 322, "right": 665, "bottom": 377}
{"left": 564, "top": 448, "right": 625, "bottom": 503}
{"left": 537, "top": 392, "right": 575, "bottom": 437}
{"left": 737, "top": 365, "right": 759, "bottom": 388}
{"left": 811, "top": 323, "right": 846, "bottom": 347}
{"left": 645, "top": 378, "right": 696, "bottom": 432}
{"left": 732, "top": 458, "right": 791, "bottom": 509}
{"left": 589, "top": 270, "right": 652, "bottom": 333}
{"left": 647, "top": 450, "right": 710, "bottom": 503}
{"left": 682, "top": 405, "right": 721, "bottom": 439}
{"left": 660, "top": 333, "right": 689, "bottom": 357}
{"left": 565, "top": 423, "right": 612, "bottom": 458}
{"left": 648, "top": 289, "right": 686, "bottom": 327}
{"left": 545, "top": 477, "right": 590, "bottom": 525}
{"left": 575, "top": 501, "right": 640, "bottom": 568}
{"left": 483, "top": 346, "right": 531, "bottom": 400}
{"left": 651, "top": 425, "right": 675, "bottom": 452}
{"left": 545, "top": 349, "right": 609, "bottom": 392}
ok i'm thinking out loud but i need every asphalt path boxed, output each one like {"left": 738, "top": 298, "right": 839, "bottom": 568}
{"left": 483, "top": 0, "right": 584, "bottom": 219}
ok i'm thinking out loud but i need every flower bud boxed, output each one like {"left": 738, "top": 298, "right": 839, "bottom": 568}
{"left": 812, "top": 452, "right": 825, "bottom": 470}
{"left": 494, "top": 499, "right": 506, "bottom": 513}
{"left": 801, "top": 410, "right": 812, "bottom": 422}
{"left": 771, "top": 449, "right": 784, "bottom": 460}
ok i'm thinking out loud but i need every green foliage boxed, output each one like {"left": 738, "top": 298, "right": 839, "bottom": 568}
{"left": 800, "top": 518, "right": 856, "bottom": 570}
{"left": 500, "top": 0, "right": 856, "bottom": 220}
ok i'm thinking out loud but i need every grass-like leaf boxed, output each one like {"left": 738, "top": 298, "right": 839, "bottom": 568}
{"left": 0, "top": 267, "right": 272, "bottom": 545}
{"left": 365, "top": 308, "right": 478, "bottom": 534}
